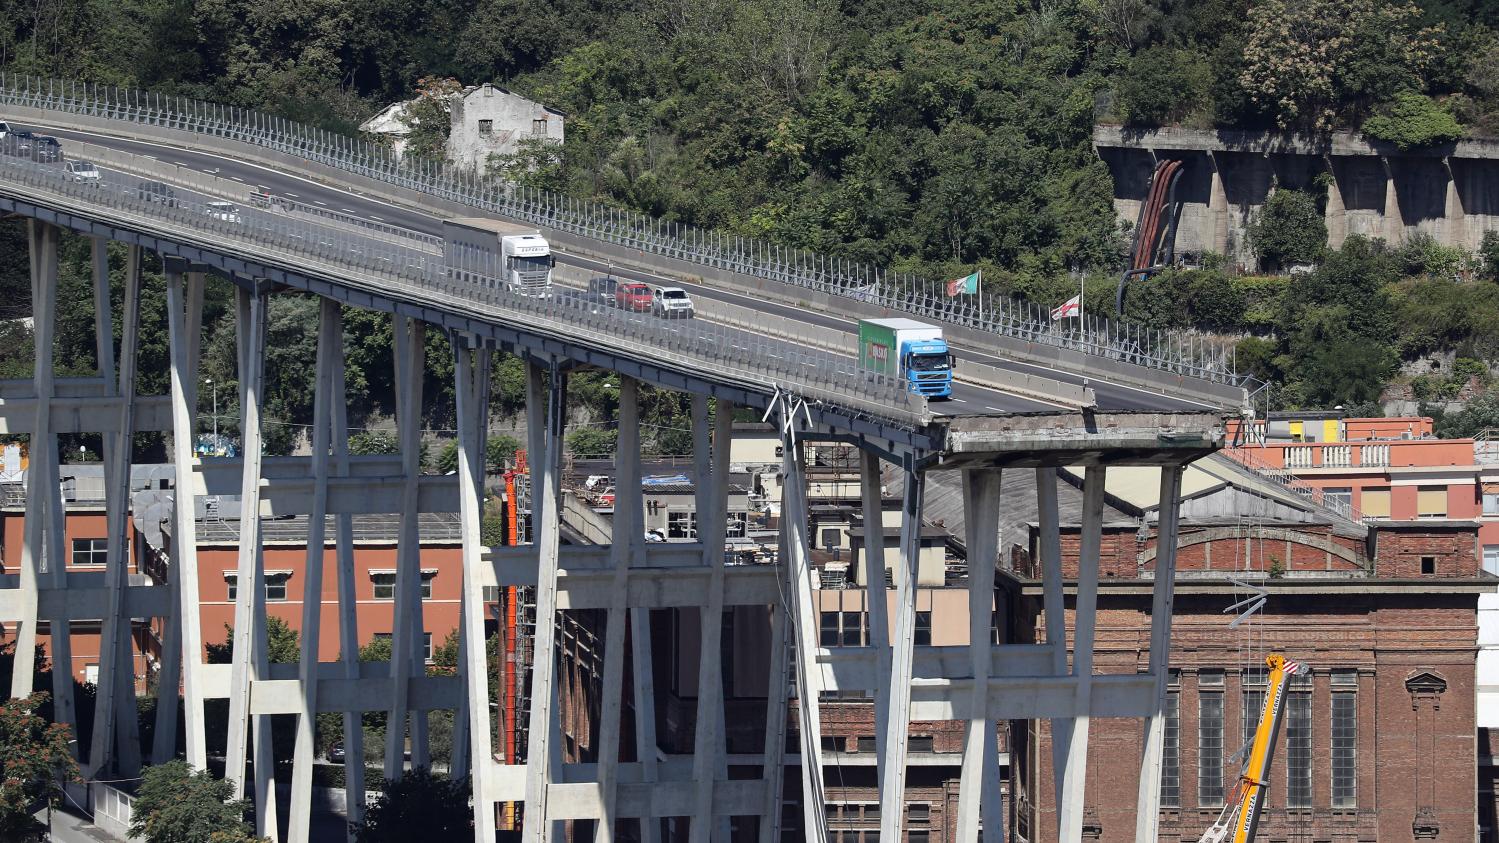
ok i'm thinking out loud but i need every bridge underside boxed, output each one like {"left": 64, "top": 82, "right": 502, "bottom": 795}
{"left": 0, "top": 219, "right": 1223, "bottom": 843}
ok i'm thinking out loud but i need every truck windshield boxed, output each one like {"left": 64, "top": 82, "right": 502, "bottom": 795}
{"left": 907, "top": 353, "right": 951, "bottom": 371}
{"left": 512, "top": 256, "right": 550, "bottom": 273}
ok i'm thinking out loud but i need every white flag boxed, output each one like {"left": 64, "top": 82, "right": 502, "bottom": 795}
{"left": 1051, "top": 294, "right": 1080, "bottom": 320}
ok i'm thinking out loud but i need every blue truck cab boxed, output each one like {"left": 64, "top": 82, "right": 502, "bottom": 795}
{"left": 858, "top": 318, "right": 955, "bottom": 399}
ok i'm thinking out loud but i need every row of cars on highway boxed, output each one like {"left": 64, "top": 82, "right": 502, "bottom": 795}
{"left": 585, "top": 274, "right": 696, "bottom": 318}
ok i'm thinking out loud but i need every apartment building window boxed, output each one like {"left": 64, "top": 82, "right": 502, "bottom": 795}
{"left": 1362, "top": 487, "right": 1392, "bottom": 519}
{"left": 370, "top": 571, "right": 435, "bottom": 600}
{"left": 1331, "top": 671, "right": 1357, "bottom": 808}
{"left": 71, "top": 538, "right": 109, "bottom": 567}
{"left": 1485, "top": 492, "right": 1499, "bottom": 516}
{"left": 1418, "top": 486, "right": 1448, "bottom": 519}
{"left": 478, "top": 119, "right": 493, "bottom": 134}
{"left": 907, "top": 803, "right": 930, "bottom": 823}
{"left": 819, "top": 611, "right": 865, "bottom": 647}
{"left": 667, "top": 510, "right": 697, "bottom": 539}
{"left": 1323, "top": 487, "right": 1352, "bottom": 510}
{"left": 225, "top": 572, "right": 290, "bottom": 601}
{"left": 1485, "top": 546, "right": 1499, "bottom": 576}
{"left": 1199, "top": 671, "right": 1225, "bottom": 807}
{"left": 1286, "top": 675, "right": 1313, "bottom": 808}
{"left": 907, "top": 735, "right": 934, "bottom": 752}
{"left": 914, "top": 611, "right": 932, "bottom": 646}
{"left": 1161, "top": 674, "right": 1181, "bottom": 808}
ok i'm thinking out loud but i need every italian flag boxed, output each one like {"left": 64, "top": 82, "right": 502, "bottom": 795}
{"left": 946, "top": 270, "right": 980, "bottom": 296}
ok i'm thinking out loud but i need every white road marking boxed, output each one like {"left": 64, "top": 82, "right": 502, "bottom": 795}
{"left": 231, "top": 176, "right": 244, "bottom": 182}
{"left": 986, "top": 405, "right": 1007, "bottom": 412}
{"left": 285, "top": 192, "right": 299, "bottom": 198}
{"left": 314, "top": 200, "right": 327, "bottom": 206}
{"left": 950, "top": 397, "right": 968, "bottom": 403}
{"left": 370, "top": 215, "right": 384, "bottom": 221}
{"left": 340, "top": 208, "right": 354, "bottom": 213}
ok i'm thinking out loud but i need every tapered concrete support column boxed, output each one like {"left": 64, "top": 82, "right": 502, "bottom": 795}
{"left": 1323, "top": 156, "right": 1348, "bottom": 250}
{"left": 90, "top": 238, "right": 143, "bottom": 777}
{"left": 857, "top": 452, "right": 891, "bottom": 789}
{"left": 330, "top": 308, "right": 364, "bottom": 837}
{"left": 1442, "top": 157, "right": 1466, "bottom": 249}
{"left": 876, "top": 461, "right": 926, "bottom": 843}
{"left": 453, "top": 335, "right": 497, "bottom": 843}
{"left": 689, "top": 395, "right": 734, "bottom": 843}
{"left": 1036, "top": 467, "right": 1068, "bottom": 812}
{"left": 1134, "top": 467, "right": 1185, "bottom": 843}
{"left": 385, "top": 316, "right": 428, "bottom": 776}
{"left": 164, "top": 259, "right": 208, "bottom": 769}
{"left": 955, "top": 468, "right": 1004, "bottom": 843}
{"left": 1381, "top": 156, "right": 1405, "bottom": 245}
{"left": 1206, "top": 151, "right": 1229, "bottom": 257}
{"left": 288, "top": 298, "right": 342, "bottom": 843}
{"left": 522, "top": 359, "right": 566, "bottom": 843}
{"left": 1056, "top": 467, "right": 1106, "bottom": 843}
{"left": 595, "top": 376, "right": 642, "bottom": 843}
{"left": 224, "top": 285, "right": 277, "bottom": 841}
{"left": 756, "top": 589, "right": 791, "bottom": 843}
{"left": 779, "top": 419, "right": 829, "bottom": 843}
{"left": 12, "top": 221, "right": 56, "bottom": 709}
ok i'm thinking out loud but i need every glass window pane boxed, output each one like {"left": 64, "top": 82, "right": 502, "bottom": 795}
{"left": 1286, "top": 691, "right": 1313, "bottom": 807}
{"left": 820, "top": 612, "right": 838, "bottom": 647}
{"left": 1332, "top": 692, "right": 1357, "bottom": 807}
{"left": 1161, "top": 691, "right": 1180, "bottom": 807}
{"left": 1199, "top": 692, "right": 1224, "bottom": 806}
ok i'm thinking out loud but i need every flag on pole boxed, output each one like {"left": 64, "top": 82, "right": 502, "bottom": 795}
{"left": 946, "top": 270, "right": 980, "bottom": 297}
{"left": 1051, "top": 294, "right": 1080, "bottom": 320}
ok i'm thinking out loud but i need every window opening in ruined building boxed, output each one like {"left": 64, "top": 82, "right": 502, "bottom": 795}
{"left": 532, "top": 118, "right": 547, "bottom": 135}
{"left": 478, "top": 119, "right": 493, "bottom": 134}
{"left": 1332, "top": 670, "right": 1357, "bottom": 807}
{"left": 908, "top": 735, "right": 935, "bottom": 752}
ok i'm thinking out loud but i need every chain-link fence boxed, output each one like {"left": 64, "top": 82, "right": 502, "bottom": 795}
{"left": 0, "top": 145, "right": 925, "bottom": 426}
{"left": 0, "top": 74, "right": 1244, "bottom": 387}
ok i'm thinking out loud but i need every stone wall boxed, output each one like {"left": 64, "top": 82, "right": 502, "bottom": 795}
{"left": 1095, "top": 125, "right": 1499, "bottom": 268}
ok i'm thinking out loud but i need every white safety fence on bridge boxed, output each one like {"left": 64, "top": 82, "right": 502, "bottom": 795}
{"left": 0, "top": 147, "right": 927, "bottom": 426}
{"left": 0, "top": 73, "right": 1245, "bottom": 389}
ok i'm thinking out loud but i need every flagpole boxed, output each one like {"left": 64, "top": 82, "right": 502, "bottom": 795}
{"left": 1077, "top": 271, "right": 1085, "bottom": 345}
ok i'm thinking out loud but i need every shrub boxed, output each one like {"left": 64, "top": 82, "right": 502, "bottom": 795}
{"left": 1363, "top": 91, "right": 1464, "bottom": 150}
{"left": 1247, "top": 190, "right": 1327, "bottom": 270}
{"left": 129, "top": 760, "right": 263, "bottom": 843}
{"left": 1116, "top": 47, "right": 1211, "bottom": 126}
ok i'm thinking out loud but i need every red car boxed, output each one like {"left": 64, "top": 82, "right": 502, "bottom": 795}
{"left": 615, "top": 281, "right": 653, "bottom": 311}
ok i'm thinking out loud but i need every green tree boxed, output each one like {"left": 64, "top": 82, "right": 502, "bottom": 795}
{"left": 1482, "top": 231, "right": 1499, "bottom": 281}
{"left": 435, "top": 440, "right": 460, "bottom": 475}
{"left": 348, "top": 431, "right": 401, "bottom": 456}
{"left": 566, "top": 428, "right": 617, "bottom": 456}
{"left": 1115, "top": 47, "right": 1211, "bottom": 126}
{"left": 129, "top": 759, "right": 263, "bottom": 843}
{"left": 1363, "top": 91, "right": 1464, "bottom": 149}
{"left": 398, "top": 77, "right": 462, "bottom": 162}
{"left": 204, "top": 617, "right": 300, "bottom": 665}
{"left": 0, "top": 692, "right": 77, "bottom": 842}
{"left": 1248, "top": 190, "right": 1327, "bottom": 270}
{"left": 353, "top": 770, "right": 472, "bottom": 843}
{"left": 487, "top": 435, "right": 521, "bottom": 471}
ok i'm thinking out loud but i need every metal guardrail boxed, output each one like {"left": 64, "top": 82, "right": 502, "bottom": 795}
{"left": 0, "top": 74, "right": 1244, "bottom": 388}
{"left": 1221, "top": 446, "right": 1365, "bottom": 524}
{"left": 0, "top": 146, "right": 925, "bottom": 427}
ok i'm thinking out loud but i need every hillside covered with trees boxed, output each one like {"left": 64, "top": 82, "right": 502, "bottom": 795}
{"left": 6, "top": 0, "right": 1499, "bottom": 418}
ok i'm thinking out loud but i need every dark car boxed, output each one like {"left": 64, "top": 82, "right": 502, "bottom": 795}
{"left": 30, "top": 135, "right": 60, "bottom": 162}
{"left": 4, "top": 130, "right": 34, "bottom": 157}
{"left": 587, "top": 275, "right": 619, "bottom": 302}
{"left": 137, "top": 180, "right": 178, "bottom": 207}
{"left": 328, "top": 741, "right": 345, "bottom": 763}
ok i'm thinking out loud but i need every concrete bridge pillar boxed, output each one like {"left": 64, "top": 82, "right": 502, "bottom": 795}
{"left": 1323, "top": 156, "right": 1348, "bottom": 250}
{"left": 1442, "top": 157, "right": 1467, "bottom": 250}
{"left": 1382, "top": 156, "right": 1406, "bottom": 245}
{"left": 1207, "top": 151, "right": 1229, "bottom": 257}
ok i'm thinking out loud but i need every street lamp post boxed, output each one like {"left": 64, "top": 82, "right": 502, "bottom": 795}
{"left": 206, "top": 378, "right": 217, "bottom": 438}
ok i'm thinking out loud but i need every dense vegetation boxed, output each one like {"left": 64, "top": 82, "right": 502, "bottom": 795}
{"left": 5, "top": 0, "right": 1499, "bottom": 417}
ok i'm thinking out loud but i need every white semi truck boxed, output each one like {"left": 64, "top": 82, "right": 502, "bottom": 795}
{"left": 443, "top": 217, "right": 555, "bottom": 297}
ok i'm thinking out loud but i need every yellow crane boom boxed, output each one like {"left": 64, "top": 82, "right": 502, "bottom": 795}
{"left": 1197, "top": 654, "right": 1308, "bottom": 843}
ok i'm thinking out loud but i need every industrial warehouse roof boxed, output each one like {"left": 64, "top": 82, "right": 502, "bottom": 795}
{"left": 179, "top": 512, "right": 465, "bottom": 546}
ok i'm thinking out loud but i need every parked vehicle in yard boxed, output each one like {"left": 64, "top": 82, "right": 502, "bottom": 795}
{"left": 857, "top": 317, "right": 954, "bottom": 398}
{"left": 615, "top": 281, "right": 653, "bottom": 312}
{"left": 587, "top": 275, "right": 619, "bottom": 302}
{"left": 64, "top": 160, "right": 100, "bottom": 184}
{"left": 652, "top": 287, "right": 695, "bottom": 319}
